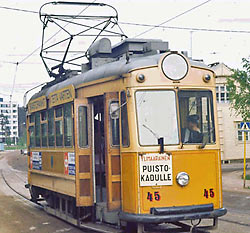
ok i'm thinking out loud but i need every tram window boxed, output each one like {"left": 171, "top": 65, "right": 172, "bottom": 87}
{"left": 55, "top": 107, "right": 62, "bottom": 118}
{"left": 64, "top": 103, "right": 73, "bottom": 147}
{"left": 29, "top": 126, "right": 35, "bottom": 147}
{"left": 41, "top": 111, "right": 47, "bottom": 121}
{"left": 78, "top": 106, "right": 88, "bottom": 147}
{"left": 48, "top": 109, "right": 55, "bottom": 147}
{"left": 29, "top": 114, "right": 35, "bottom": 123}
{"left": 121, "top": 91, "right": 130, "bottom": 147}
{"left": 35, "top": 112, "right": 41, "bottom": 147}
{"left": 135, "top": 90, "right": 179, "bottom": 145}
{"left": 41, "top": 123, "right": 48, "bottom": 147}
{"left": 55, "top": 120, "right": 63, "bottom": 147}
{"left": 110, "top": 101, "right": 120, "bottom": 146}
{"left": 179, "top": 90, "right": 216, "bottom": 144}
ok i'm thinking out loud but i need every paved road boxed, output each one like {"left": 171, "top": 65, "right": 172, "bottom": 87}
{"left": 0, "top": 151, "right": 249, "bottom": 233}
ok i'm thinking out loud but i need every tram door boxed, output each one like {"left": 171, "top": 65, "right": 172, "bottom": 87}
{"left": 93, "top": 93, "right": 121, "bottom": 211}
{"left": 104, "top": 93, "right": 121, "bottom": 211}
{"left": 93, "top": 96, "right": 106, "bottom": 204}
{"left": 74, "top": 99, "right": 94, "bottom": 207}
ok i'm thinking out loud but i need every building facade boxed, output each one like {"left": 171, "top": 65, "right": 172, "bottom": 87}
{"left": 210, "top": 63, "right": 250, "bottom": 161}
{"left": 0, "top": 98, "right": 18, "bottom": 145}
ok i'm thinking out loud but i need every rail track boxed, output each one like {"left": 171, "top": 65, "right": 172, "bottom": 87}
{"left": 0, "top": 167, "right": 211, "bottom": 233}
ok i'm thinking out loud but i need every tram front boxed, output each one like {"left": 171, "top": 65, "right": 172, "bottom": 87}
{"left": 119, "top": 52, "right": 227, "bottom": 231}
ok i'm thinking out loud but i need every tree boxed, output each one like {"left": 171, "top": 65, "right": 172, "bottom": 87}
{"left": 227, "top": 58, "right": 250, "bottom": 122}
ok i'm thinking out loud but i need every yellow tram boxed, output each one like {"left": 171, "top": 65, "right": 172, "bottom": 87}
{"left": 26, "top": 37, "right": 226, "bottom": 232}
{"left": 26, "top": 3, "right": 226, "bottom": 232}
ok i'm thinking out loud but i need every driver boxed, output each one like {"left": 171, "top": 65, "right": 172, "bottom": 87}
{"left": 182, "top": 115, "right": 203, "bottom": 143}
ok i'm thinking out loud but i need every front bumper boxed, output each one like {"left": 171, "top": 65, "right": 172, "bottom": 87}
{"left": 119, "top": 204, "right": 227, "bottom": 224}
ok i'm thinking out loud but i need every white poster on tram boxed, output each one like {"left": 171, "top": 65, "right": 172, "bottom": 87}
{"left": 139, "top": 153, "right": 172, "bottom": 186}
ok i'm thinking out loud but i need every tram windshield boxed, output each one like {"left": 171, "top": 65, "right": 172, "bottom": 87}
{"left": 135, "top": 89, "right": 216, "bottom": 146}
{"left": 179, "top": 90, "right": 215, "bottom": 144}
{"left": 136, "top": 90, "right": 179, "bottom": 145}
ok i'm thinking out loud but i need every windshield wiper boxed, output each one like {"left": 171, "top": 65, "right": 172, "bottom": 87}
{"left": 142, "top": 124, "right": 159, "bottom": 139}
{"left": 142, "top": 124, "right": 164, "bottom": 153}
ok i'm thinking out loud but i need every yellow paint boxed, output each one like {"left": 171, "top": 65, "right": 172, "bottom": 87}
{"left": 30, "top": 170, "right": 75, "bottom": 197}
{"left": 48, "top": 85, "right": 75, "bottom": 108}
{"left": 139, "top": 150, "right": 221, "bottom": 214}
{"left": 28, "top": 96, "right": 47, "bottom": 114}
{"left": 121, "top": 152, "right": 139, "bottom": 213}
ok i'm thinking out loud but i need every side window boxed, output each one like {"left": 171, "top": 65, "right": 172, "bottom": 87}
{"left": 48, "top": 109, "right": 55, "bottom": 147}
{"left": 55, "top": 107, "right": 63, "bottom": 147}
{"left": 35, "top": 112, "right": 41, "bottom": 147}
{"left": 78, "top": 106, "right": 88, "bottom": 147}
{"left": 64, "top": 103, "right": 73, "bottom": 147}
{"left": 120, "top": 91, "right": 130, "bottom": 147}
{"left": 41, "top": 111, "right": 48, "bottom": 147}
{"left": 29, "top": 125, "right": 35, "bottom": 147}
{"left": 110, "top": 101, "right": 120, "bottom": 146}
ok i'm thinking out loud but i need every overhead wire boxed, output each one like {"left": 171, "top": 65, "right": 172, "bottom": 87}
{"left": 119, "top": 21, "right": 250, "bottom": 34}
{"left": 0, "top": 5, "right": 37, "bottom": 14}
{"left": 2, "top": 1, "right": 97, "bottom": 104}
{"left": 134, "top": 0, "right": 212, "bottom": 38}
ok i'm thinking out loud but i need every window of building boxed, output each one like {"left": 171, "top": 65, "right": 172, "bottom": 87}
{"left": 237, "top": 123, "right": 249, "bottom": 141}
{"left": 216, "top": 85, "right": 229, "bottom": 103}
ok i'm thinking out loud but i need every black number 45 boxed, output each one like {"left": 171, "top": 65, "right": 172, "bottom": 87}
{"left": 204, "top": 188, "right": 215, "bottom": 198}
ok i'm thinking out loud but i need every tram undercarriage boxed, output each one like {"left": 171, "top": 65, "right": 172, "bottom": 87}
{"left": 29, "top": 185, "right": 224, "bottom": 233}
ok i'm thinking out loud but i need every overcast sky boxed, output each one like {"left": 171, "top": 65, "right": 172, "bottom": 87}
{"left": 1, "top": 0, "right": 250, "bottom": 106}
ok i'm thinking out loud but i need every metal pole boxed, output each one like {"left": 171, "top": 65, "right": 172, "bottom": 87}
{"left": 243, "top": 131, "right": 246, "bottom": 188}
{"left": 190, "top": 31, "right": 193, "bottom": 58}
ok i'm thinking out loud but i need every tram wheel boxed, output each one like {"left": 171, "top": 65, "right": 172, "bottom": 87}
{"left": 126, "top": 222, "right": 144, "bottom": 233}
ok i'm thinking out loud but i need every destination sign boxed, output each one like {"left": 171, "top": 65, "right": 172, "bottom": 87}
{"left": 28, "top": 96, "right": 47, "bottom": 113}
{"left": 49, "top": 85, "right": 75, "bottom": 107}
{"left": 139, "top": 153, "right": 173, "bottom": 186}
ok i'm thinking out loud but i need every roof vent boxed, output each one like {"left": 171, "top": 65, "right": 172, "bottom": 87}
{"left": 88, "top": 38, "right": 112, "bottom": 57}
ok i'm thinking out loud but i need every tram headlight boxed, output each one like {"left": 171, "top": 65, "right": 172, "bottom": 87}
{"left": 161, "top": 53, "right": 188, "bottom": 81}
{"left": 176, "top": 172, "right": 190, "bottom": 187}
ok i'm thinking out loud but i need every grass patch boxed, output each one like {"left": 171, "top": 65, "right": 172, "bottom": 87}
{"left": 245, "top": 174, "right": 250, "bottom": 180}
{"left": 242, "top": 174, "right": 250, "bottom": 180}
{"left": 4, "top": 145, "right": 26, "bottom": 150}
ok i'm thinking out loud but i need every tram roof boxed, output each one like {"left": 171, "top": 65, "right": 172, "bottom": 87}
{"left": 30, "top": 53, "right": 210, "bottom": 101}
